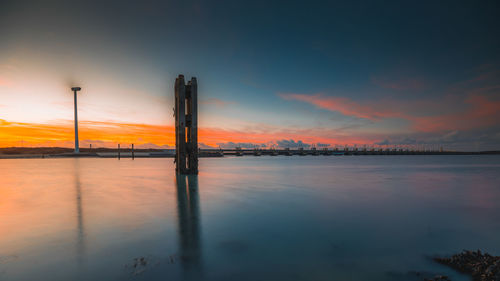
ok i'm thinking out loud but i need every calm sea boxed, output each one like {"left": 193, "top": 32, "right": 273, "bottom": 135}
{"left": 1, "top": 156, "right": 499, "bottom": 281}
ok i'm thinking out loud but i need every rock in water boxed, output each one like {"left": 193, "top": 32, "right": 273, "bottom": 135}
{"left": 434, "top": 250, "right": 500, "bottom": 281}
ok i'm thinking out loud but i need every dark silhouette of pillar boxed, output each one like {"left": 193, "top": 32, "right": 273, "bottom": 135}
{"left": 175, "top": 174, "right": 202, "bottom": 279}
{"left": 175, "top": 75, "right": 198, "bottom": 174}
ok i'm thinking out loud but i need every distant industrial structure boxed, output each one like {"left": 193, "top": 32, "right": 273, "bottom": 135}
{"left": 175, "top": 75, "right": 198, "bottom": 174}
{"left": 71, "top": 87, "right": 82, "bottom": 154}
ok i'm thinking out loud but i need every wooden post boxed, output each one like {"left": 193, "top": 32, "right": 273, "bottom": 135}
{"left": 175, "top": 75, "right": 198, "bottom": 174}
{"left": 132, "top": 143, "right": 135, "bottom": 160}
{"left": 118, "top": 143, "right": 121, "bottom": 160}
{"left": 175, "top": 75, "right": 187, "bottom": 174}
{"left": 187, "top": 77, "right": 198, "bottom": 174}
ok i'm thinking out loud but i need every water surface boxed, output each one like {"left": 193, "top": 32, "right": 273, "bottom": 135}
{"left": 1, "top": 156, "right": 499, "bottom": 281}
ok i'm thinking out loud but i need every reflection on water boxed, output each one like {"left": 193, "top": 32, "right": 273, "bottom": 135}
{"left": 175, "top": 175, "right": 202, "bottom": 280}
{"left": 0, "top": 156, "right": 499, "bottom": 281}
{"left": 74, "top": 160, "right": 85, "bottom": 266}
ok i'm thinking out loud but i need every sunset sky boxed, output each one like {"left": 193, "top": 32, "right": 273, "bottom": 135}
{"left": 1, "top": 0, "right": 499, "bottom": 150}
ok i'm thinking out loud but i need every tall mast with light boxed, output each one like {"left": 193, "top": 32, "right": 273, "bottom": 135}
{"left": 71, "top": 87, "right": 82, "bottom": 154}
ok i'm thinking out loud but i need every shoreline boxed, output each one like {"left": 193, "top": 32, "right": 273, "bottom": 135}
{"left": 1, "top": 147, "right": 499, "bottom": 159}
{"left": 1, "top": 151, "right": 499, "bottom": 159}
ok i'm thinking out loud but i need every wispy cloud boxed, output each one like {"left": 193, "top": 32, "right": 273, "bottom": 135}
{"left": 200, "top": 98, "right": 236, "bottom": 107}
{"left": 410, "top": 94, "right": 500, "bottom": 132}
{"left": 279, "top": 92, "right": 500, "bottom": 134}
{"left": 371, "top": 76, "right": 425, "bottom": 90}
{"left": 275, "top": 139, "right": 310, "bottom": 148}
{"left": 279, "top": 93, "right": 404, "bottom": 120}
{"left": 214, "top": 139, "right": 316, "bottom": 149}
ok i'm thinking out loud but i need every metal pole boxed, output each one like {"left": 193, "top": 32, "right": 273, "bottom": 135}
{"left": 73, "top": 90, "right": 79, "bottom": 153}
{"left": 132, "top": 143, "right": 134, "bottom": 160}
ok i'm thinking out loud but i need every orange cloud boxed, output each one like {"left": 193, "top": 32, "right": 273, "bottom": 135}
{"left": 200, "top": 98, "right": 235, "bottom": 107}
{"left": 279, "top": 93, "right": 404, "bottom": 120}
{"left": 280, "top": 93, "right": 500, "bottom": 133}
{"left": 411, "top": 94, "right": 500, "bottom": 132}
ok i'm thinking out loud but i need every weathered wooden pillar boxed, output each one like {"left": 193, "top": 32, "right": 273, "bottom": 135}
{"left": 186, "top": 77, "right": 198, "bottom": 174}
{"left": 175, "top": 75, "right": 198, "bottom": 174}
{"left": 175, "top": 75, "right": 187, "bottom": 173}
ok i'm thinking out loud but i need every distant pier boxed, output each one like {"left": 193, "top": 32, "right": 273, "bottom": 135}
{"left": 201, "top": 148, "right": 484, "bottom": 156}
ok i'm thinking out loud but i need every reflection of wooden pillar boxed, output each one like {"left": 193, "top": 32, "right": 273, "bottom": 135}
{"left": 175, "top": 174, "right": 202, "bottom": 278}
{"left": 175, "top": 75, "right": 198, "bottom": 174}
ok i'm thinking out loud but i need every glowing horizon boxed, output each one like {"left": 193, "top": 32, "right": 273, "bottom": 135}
{"left": 0, "top": 118, "right": 385, "bottom": 149}
{"left": 1, "top": 1, "right": 499, "bottom": 151}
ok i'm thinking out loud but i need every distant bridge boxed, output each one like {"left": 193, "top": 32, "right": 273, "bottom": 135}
{"left": 202, "top": 147, "right": 461, "bottom": 157}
